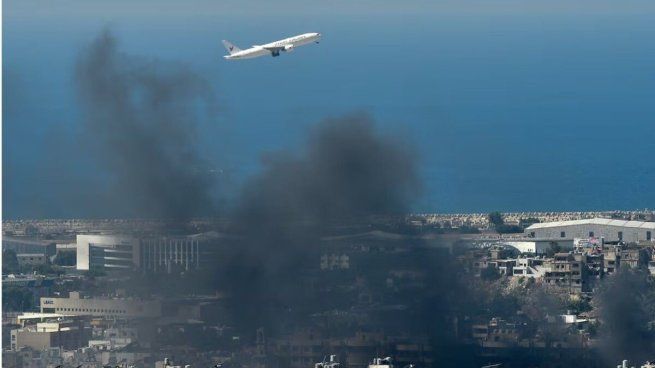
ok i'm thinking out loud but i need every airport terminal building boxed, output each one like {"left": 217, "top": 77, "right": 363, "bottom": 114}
{"left": 525, "top": 218, "right": 655, "bottom": 243}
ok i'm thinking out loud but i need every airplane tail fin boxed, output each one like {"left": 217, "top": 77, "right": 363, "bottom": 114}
{"left": 222, "top": 40, "right": 241, "bottom": 54}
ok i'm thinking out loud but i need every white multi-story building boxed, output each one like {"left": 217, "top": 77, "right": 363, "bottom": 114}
{"left": 75, "top": 234, "right": 139, "bottom": 271}
{"left": 76, "top": 233, "right": 220, "bottom": 273}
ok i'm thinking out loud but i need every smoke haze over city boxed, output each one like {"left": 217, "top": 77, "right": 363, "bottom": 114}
{"left": 2, "top": 1, "right": 655, "bottom": 368}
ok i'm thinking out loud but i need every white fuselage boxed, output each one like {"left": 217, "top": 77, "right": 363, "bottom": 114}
{"left": 224, "top": 33, "right": 321, "bottom": 60}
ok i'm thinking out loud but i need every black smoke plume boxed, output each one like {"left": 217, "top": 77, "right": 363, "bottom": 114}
{"left": 219, "top": 114, "right": 419, "bottom": 331}
{"left": 75, "top": 31, "right": 216, "bottom": 220}
{"left": 595, "top": 268, "right": 655, "bottom": 363}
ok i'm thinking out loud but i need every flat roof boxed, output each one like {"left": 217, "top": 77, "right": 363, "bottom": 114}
{"left": 16, "top": 313, "right": 76, "bottom": 323}
{"left": 16, "top": 253, "right": 47, "bottom": 257}
{"left": 526, "top": 218, "right": 655, "bottom": 230}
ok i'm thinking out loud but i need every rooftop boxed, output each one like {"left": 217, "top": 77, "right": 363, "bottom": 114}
{"left": 16, "top": 253, "right": 46, "bottom": 257}
{"left": 526, "top": 218, "right": 655, "bottom": 230}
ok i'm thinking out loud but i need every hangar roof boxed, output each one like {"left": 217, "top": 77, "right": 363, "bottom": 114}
{"left": 526, "top": 218, "right": 655, "bottom": 230}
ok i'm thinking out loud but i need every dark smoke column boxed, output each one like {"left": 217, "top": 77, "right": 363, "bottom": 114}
{"left": 221, "top": 114, "right": 420, "bottom": 331}
{"left": 75, "top": 30, "right": 216, "bottom": 220}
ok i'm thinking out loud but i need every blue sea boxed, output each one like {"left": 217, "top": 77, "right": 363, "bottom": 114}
{"left": 3, "top": 3, "right": 655, "bottom": 218}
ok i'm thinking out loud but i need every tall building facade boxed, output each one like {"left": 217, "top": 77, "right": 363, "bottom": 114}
{"left": 139, "top": 236, "right": 201, "bottom": 273}
{"left": 76, "top": 235, "right": 139, "bottom": 271}
{"left": 75, "top": 233, "right": 223, "bottom": 273}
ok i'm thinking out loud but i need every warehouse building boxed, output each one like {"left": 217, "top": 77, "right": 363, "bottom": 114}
{"left": 525, "top": 218, "right": 655, "bottom": 243}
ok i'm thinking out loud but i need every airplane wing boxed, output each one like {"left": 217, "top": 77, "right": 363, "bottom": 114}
{"left": 261, "top": 44, "right": 294, "bottom": 57}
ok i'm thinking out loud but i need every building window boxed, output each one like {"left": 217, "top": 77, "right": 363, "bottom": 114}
{"left": 560, "top": 231, "right": 566, "bottom": 238}
{"left": 589, "top": 231, "right": 594, "bottom": 237}
{"left": 530, "top": 232, "right": 535, "bottom": 237}
{"left": 648, "top": 231, "right": 652, "bottom": 241}
{"left": 618, "top": 231, "right": 623, "bottom": 241}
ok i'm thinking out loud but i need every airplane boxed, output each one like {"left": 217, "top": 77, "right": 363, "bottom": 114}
{"left": 222, "top": 32, "right": 321, "bottom": 60}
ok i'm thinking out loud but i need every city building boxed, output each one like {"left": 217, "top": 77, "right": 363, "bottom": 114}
{"left": 526, "top": 218, "right": 655, "bottom": 243}
{"left": 3, "top": 275, "right": 55, "bottom": 310}
{"left": 141, "top": 232, "right": 226, "bottom": 273}
{"left": 510, "top": 257, "right": 548, "bottom": 278}
{"left": 16, "top": 254, "right": 48, "bottom": 268}
{"left": 75, "top": 235, "right": 139, "bottom": 271}
{"left": 543, "top": 253, "right": 585, "bottom": 293}
{"left": 76, "top": 232, "right": 224, "bottom": 273}
{"left": 2, "top": 237, "right": 56, "bottom": 257}
{"left": 471, "top": 318, "right": 520, "bottom": 348}
{"left": 139, "top": 236, "right": 210, "bottom": 273}
{"left": 502, "top": 239, "right": 573, "bottom": 254}
{"left": 40, "top": 292, "right": 161, "bottom": 318}
{"left": 601, "top": 247, "right": 650, "bottom": 274}
{"left": 10, "top": 320, "right": 91, "bottom": 351}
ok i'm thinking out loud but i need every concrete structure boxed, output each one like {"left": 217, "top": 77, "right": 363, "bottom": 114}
{"left": 76, "top": 234, "right": 139, "bottom": 271}
{"left": 2, "top": 237, "right": 56, "bottom": 257}
{"left": 10, "top": 320, "right": 91, "bottom": 351}
{"left": 526, "top": 218, "right": 655, "bottom": 243}
{"left": 16, "top": 254, "right": 48, "bottom": 268}
{"left": 601, "top": 247, "right": 650, "bottom": 274}
{"left": 502, "top": 239, "right": 573, "bottom": 254}
{"left": 510, "top": 258, "right": 548, "bottom": 278}
{"left": 543, "top": 253, "right": 584, "bottom": 293}
{"left": 139, "top": 232, "right": 225, "bottom": 273}
{"left": 3, "top": 275, "right": 54, "bottom": 310}
{"left": 139, "top": 236, "right": 202, "bottom": 273}
{"left": 76, "top": 233, "right": 223, "bottom": 273}
{"left": 471, "top": 318, "right": 520, "bottom": 348}
{"left": 40, "top": 292, "right": 161, "bottom": 318}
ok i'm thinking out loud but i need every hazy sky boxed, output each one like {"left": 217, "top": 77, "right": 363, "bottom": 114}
{"left": 4, "top": 0, "right": 655, "bottom": 218}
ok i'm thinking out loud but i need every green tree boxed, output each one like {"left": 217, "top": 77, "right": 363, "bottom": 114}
{"left": 85, "top": 268, "right": 106, "bottom": 278}
{"left": 54, "top": 251, "right": 76, "bottom": 266}
{"left": 519, "top": 217, "right": 540, "bottom": 228}
{"left": 2, "top": 249, "right": 20, "bottom": 274}
{"left": 34, "top": 263, "right": 64, "bottom": 276}
{"left": 488, "top": 211, "right": 504, "bottom": 228}
{"left": 496, "top": 224, "right": 524, "bottom": 234}
{"left": 567, "top": 297, "right": 592, "bottom": 314}
{"left": 2, "top": 287, "right": 34, "bottom": 311}
{"left": 545, "top": 242, "right": 562, "bottom": 258}
{"left": 480, "top": 266, "right": 500, "bottom": 281}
